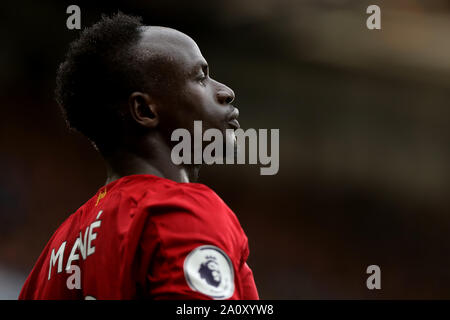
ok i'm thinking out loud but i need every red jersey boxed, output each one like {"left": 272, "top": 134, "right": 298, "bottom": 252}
{"left": 19, "top": 174, "right": 258, "bottom": 300}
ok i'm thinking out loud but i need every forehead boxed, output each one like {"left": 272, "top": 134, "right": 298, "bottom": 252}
{"left": 136, "top": 26, "right": 206, "bottom": 74}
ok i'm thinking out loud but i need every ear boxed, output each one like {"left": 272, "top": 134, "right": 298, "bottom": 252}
{"left": 128, "top": 92, "right": 159, "bottom": 128}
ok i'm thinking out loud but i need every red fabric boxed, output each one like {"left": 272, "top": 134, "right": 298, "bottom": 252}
{"left": 19, "top": 174, "right": 258, "bottom": 300}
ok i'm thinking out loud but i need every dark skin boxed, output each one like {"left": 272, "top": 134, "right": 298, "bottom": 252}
{"left": 104, "top": 26, "right": 238, "bottom": 185}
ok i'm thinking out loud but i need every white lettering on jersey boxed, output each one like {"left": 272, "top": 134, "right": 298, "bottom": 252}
{"left": 48, "top": 210, "right": 103, "bottom": 280}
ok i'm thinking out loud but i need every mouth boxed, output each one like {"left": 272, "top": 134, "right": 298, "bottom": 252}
{"left": 228, "top": 119, "right": 240, "bottom": 129}
{"left": 227, "top": 107, "right": 240, "bottom": 129}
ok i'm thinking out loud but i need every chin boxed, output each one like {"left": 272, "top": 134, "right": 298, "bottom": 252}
{"left": 223, "top": 133, "right": 238, "bottom": 162}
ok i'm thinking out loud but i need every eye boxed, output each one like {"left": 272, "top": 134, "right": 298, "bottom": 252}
{"left": 198, "top": 74, "right": 207, "bottom": 85}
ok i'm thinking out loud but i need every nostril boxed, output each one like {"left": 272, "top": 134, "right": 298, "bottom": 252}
{"left": 217, "top": 87, "right": 235, "bottom": 105}
{"left": 225, "top": 95, "right": 234, "bottom": 104}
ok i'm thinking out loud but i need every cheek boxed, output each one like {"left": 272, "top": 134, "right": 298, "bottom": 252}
{"left": 158, "top": 84, "right": 201, "bottom": 128}
{"left": 161, "top": 81, "right": 225, "bottom": 138}
{"left": 190, "top": 88, "right": 213, "bottom": 113}
{"left": 182, "top": 83, "right": 218, "bottom": 122}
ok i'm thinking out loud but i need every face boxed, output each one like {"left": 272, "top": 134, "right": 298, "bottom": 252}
{"left": 137, "top": 27, "right": 239, "bottom": 155}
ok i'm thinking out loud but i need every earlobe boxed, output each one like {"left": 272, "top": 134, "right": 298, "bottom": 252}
{"left": 128, "top": 92, "right": 159, "bottom": 128}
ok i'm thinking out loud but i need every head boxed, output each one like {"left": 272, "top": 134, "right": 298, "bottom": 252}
{"left": 56, "top": 12, "right": 237, "bottom": 160}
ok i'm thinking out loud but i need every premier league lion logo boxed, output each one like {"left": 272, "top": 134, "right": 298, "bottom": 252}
{"left": 184, "top": 245, "right": 235, "bottom": 299}
{"left": 198, "top": 256, "right": 222, "bottom": 287}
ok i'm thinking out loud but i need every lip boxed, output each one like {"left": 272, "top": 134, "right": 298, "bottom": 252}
{"left": 228, "top": 119, "right": 240, "bottom": 129}
{"left": 227, "top": 107, "right": 240, "bottom": 129}
{"left": 228, "top": 107, "right": 239, "bottom": 120}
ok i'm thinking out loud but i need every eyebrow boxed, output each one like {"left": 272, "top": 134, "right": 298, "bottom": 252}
{"left": 191, "top": 61, "right": 209, "bottom": 76}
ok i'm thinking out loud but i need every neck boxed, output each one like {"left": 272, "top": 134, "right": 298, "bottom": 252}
{"left": 102, "top": 136, "right": 200, "bottom": 185}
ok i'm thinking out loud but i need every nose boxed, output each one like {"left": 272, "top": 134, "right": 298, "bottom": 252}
{"left": 216, "top": 85, "right": 235, "bottom": 105}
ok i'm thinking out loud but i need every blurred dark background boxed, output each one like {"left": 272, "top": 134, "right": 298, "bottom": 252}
{"left": 2, "top": 0, "right": 450, "bottom": 299}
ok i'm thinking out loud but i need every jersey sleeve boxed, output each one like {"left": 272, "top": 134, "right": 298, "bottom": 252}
{"left": 237, "top": 237, "right": 259, "bottom": 300}
{"left": 138, "top": 217, "right": 213, "bottom": 299}
{"left": 135, "top": 185, "right": 257, "bottom": 300}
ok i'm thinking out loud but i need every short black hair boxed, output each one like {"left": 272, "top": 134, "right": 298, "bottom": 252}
{"left": 55, "top": 12, "right": 145, "bottom": 151}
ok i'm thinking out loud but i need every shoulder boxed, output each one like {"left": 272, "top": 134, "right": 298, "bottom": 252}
{"left": 117, "top": 174, "right": 224, "bottom": 207}
{"left": 114, "top": 175, "right": 246, "bottom": 248}
{"left": 165, "top": 182, "right": 229, "bottom": 214}
{"left": 129, "top": 177, "right": 251, "bottom": 299}
{"left": 133, "top": 176, "right": 232, "bottom": 219}
{"left": 133, "top": 176, "right": 245, "bottom": 240}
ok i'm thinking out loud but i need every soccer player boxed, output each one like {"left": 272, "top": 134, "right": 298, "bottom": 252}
{"left": 19, "top": 13, "right": 258, "bottom": 300}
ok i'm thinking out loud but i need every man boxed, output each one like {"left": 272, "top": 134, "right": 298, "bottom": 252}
{"left": 19, "top": 13, "right": 258, "bottom": 300}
